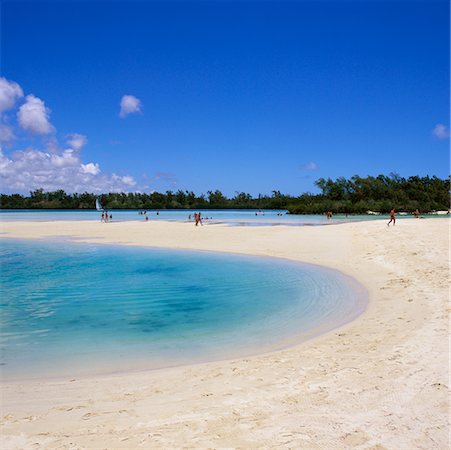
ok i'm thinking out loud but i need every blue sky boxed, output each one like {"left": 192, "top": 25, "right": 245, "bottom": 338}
{"left": 0, "top": 0, "right": 449, "bottom": 195}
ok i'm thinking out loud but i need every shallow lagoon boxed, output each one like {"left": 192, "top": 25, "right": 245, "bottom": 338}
{"left": 0, "top": 239, "right": 367, "bottom": 379}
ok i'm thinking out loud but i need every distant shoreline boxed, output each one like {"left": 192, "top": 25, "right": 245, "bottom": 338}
{"left": 1, "top": 207, "right": 449, "bottom": 214}
{"left": 2, "top": 174, "right": 449, "bottom": 214}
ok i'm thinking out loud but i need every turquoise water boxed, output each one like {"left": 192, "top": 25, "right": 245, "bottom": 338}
{"left": 0, "top": 239, "right": 367, "bottom": 380}
{"left": 0, "top": 208, "right": 395, "bottom": 226}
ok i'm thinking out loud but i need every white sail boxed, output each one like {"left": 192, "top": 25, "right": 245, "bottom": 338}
{"left": 96, "top": 198, "right": 103, "bottom": 211}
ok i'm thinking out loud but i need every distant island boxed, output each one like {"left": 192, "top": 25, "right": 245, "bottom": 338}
{"left": 1, "top": 174, "right": 449, "bottom": 214}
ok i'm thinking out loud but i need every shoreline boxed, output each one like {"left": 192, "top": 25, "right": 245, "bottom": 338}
{"left": 0, "top": 218, "right": 448, "bottom": 449}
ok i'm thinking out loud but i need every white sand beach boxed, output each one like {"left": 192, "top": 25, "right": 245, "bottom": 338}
{"left": 0, "top": 218, "right": 448, "bottom": 449}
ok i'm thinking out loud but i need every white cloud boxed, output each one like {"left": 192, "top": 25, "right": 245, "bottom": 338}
{"left": 0, "top": 77, "right": 23, "bottom": 113}
{"left": 81, "top": 162, "right": 100, "bottom": 175}
{"left": 50, "top": 149, "right": 79, "bottom": 168}
{"left": 17, "top": 95, "right": 54, "bottom": 135}
{"left": 119, "top": 95, "right": 142, "bottom": 118}
{"left": 120, "top": 175, "right": 136, "bottom": 186}
{"left": 302, "top": 161, "right": 318, "bottom": 171}
{"left": 432, "top": 123, "right": 450, "bottom": 140}
{"left": 0, "top": 124, "right": 15, "bottom": 144}
{"left": 0, "top": 148, "right": 137, "bottom": 194}
{"left": 67, "top": 133, "right": 87, "bottom": 151}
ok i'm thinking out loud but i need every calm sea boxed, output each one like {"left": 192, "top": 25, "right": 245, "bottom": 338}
{"left": 0, "top": 209, "right": 389, "bottom": 226}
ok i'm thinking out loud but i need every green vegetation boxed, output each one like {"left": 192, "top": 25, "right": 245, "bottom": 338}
{"left": 288, "top": 174, "right": 450, "bottom": 214}
{"left": 1, "top": 174, "right": 449, "bottom": 214}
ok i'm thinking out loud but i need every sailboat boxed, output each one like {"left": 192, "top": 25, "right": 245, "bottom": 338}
{"left": 95, "top": 197, "right": 103, "bottom": 211}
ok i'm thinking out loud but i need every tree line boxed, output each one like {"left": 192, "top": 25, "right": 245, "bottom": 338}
{"left": 0, "top": 174, "right": 449, "bottom": 214}
{"left": 288, "top": 174, "right": 449, "bottom": 214}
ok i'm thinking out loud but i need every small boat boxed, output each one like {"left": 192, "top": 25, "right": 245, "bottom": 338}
{"left": 95, "top": 198, "right": 103, "bottom": 211}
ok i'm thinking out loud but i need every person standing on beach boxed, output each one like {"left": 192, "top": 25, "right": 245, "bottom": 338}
{"left": 387, "top": 208, "right": 396, "bottom": 226}
{"left": 101, "top": 212, "right": 104, "bottom": 222}
{"left": 194, "top": 212, "right": 203, "bottom": 226}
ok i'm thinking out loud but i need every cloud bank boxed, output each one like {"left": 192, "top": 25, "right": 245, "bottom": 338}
{"left": 1, "top": 148, "right": 136, "bottom": 194}
{"left": 0, "top": 78, "right": 138, "bottom": 194}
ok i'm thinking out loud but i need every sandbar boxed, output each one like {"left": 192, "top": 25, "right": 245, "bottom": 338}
{"left": 0, "top": 218, "right": 449, "bottom": 449}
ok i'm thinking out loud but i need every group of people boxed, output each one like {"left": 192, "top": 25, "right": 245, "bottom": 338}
{"left": 193, "top": 212, "right": 203, "bottom": 226}
{"left": 101, "top": 211, "right": 112, "bottom": 222}
{"left": 139, "top": 210, "right": 160, "bottom": 221}
{"left": 98, "top": 208, "right": 406, "bottom": 226}
{"left": 387, "top": 208, "right": 420, "bottom": 226}
{"left": 139, "top": 210, "right": 160, "bottom": 216}
{"left": 323, "top": 208, "right": 398, "bottom": 225}
{"left": 188, "top": 212, "right": 211, "bottom": 225}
